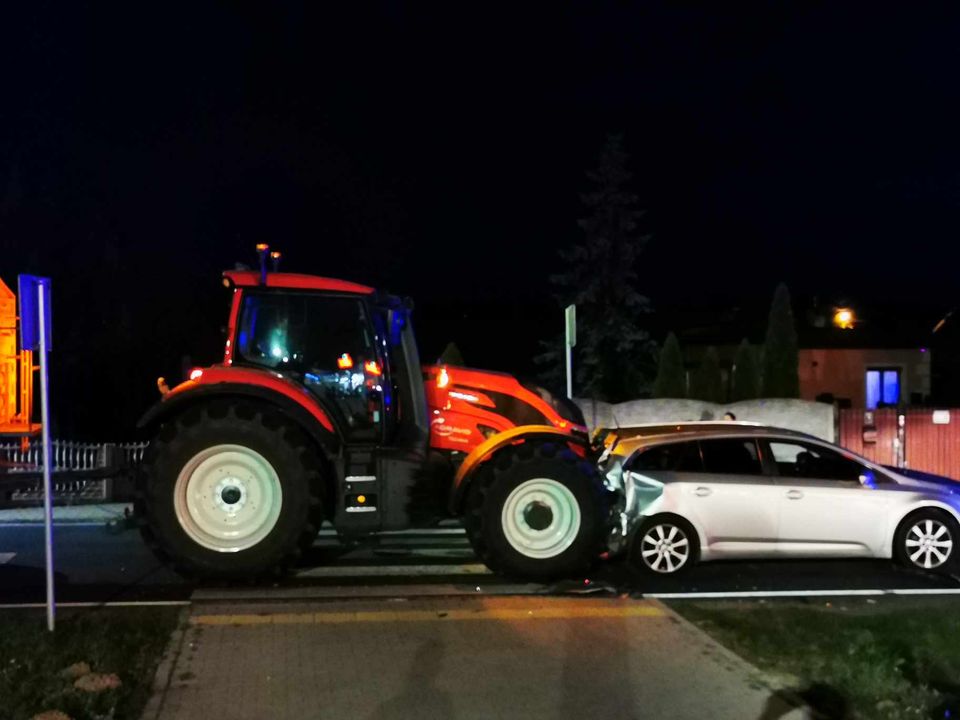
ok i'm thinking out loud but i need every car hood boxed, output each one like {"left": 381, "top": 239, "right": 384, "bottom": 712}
{"left": 884, "top": 465, "right": 960, "bottom": 494}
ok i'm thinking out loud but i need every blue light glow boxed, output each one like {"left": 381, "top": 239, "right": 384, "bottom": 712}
{"left": 866, "top": 370, "right": 881, "bottom": 409}
{"left": 882, "top": 370, "right": 900, "bottom": 406}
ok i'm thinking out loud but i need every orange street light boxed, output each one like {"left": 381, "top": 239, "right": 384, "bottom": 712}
{"left": 833, "top": 307, "right": 855, "bottom": 330}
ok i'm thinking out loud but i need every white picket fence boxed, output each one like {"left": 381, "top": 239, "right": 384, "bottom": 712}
{"left": 0, "top": 440, "right": 148, "bottom": 473}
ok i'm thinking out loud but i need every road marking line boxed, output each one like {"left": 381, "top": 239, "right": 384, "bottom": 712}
{"left": 0, "top": 600, "right": 191, "bottom": 609}
{"left": 313, "top": 542, "right": 473, "bottom": 551}
{"left": 365, "top": 552, "right": 477, "bottom": 561}
{"left": 191, "top": 582, "right": 545, "bottom": 602}
{"left": 0, "top": 553, "right": 15, "bottom": 564}
{"left": 316, "top": 528, "right": 465, "bottom": 537}
{"left": 191, "top": 605, "right": 664, "bottom": 626}
{"left": 295, "top": 563, "right": 490, "bottom": 578}
{"left": 648, "top": 588, "right": 960, "bottom": 599}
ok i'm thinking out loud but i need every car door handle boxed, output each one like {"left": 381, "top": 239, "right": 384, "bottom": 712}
{"left": 694, "top": 487, "right": 712, "bottom": 497}
{"left": 785, "top": 489, "right": 804, "bottom": 500}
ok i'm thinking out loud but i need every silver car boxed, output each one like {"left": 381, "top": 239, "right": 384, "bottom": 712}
{"left": 605, "top": 425, "right": 960, "bottom": 575}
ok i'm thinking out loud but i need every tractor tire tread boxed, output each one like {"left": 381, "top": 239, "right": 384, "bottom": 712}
{"left": 463, "top": 442, "right": 607, "bottom": 580}
{"left": 136, "top": 400, "right": 324, "bottom": 581}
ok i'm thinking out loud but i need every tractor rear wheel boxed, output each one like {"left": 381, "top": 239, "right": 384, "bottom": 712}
{"left": 136, "top": 402, "right": 323, "bottom": 580}
{"left": 463, "top": 442, "right": 606, "bottom": 580}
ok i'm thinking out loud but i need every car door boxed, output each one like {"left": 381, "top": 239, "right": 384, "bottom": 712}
{"left": 764, "top": 439, "right": 890, "bottom": 557}
{"left": 684, "top": 437, "right": 781, "bottom": 558}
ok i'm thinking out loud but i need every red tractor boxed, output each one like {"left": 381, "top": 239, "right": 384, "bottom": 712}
{"left": 136, "top": 249, "right": 609, "bottom": 580}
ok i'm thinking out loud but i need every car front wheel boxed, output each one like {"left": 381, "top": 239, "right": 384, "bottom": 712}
{"left": 894, "top": 510, "right": 958, "bottom": 574}
{"left": 630, "top": 516, "right": 699, "bottom": 576}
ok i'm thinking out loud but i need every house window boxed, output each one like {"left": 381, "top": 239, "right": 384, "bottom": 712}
{"left": 866, "top": 368, "right": 900, "bottom": 409}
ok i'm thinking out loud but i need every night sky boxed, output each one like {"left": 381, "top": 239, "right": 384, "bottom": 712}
{"left": 3, "top": 3, "right": 960, "bottom": 436}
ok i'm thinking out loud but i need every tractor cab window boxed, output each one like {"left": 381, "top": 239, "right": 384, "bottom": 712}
{"left": 236, "top": 292, "right": 381, "bottom": 440}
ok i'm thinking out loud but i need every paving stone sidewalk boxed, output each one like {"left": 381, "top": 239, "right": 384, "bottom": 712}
{"left": 142, "top": 596, "right": 808, "bottom": 720}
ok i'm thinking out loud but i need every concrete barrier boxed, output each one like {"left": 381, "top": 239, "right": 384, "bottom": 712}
{"left": 575, "top": 397, "right": 836, "bottom": 441}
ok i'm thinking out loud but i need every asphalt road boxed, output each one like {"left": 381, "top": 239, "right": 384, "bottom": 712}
{"left": 2, "top": 520, "right": 959, "bottom": 606}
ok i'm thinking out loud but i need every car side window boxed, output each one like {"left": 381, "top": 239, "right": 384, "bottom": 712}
{"left": 699, "top": 438, "right": 763, "bottom": 475}
{"left": 768, "top": 441, "right": 867, "bottom": 482}
{"left": 630, "top": 441, "right": 703, "bottom": 473}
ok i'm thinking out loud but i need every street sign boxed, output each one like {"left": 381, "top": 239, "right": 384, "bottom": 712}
{"left": 17, "top": 275, "right": 52, "bottom": 351}
{"left": 565, "top": 304, "right": 576, "bottom": 347}
{"left": 564, "top": 304, "right": 576, "bottom": 399}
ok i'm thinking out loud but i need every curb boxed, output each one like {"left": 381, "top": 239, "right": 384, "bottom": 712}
{"left": 139, "top": 606, "right": 191, "bottom": 720}
{"left": 0, "top": 518, "right": 121, "bottom": 526}
{"left": 0, "top": 503, "right": 133, "bottom": 525}
{"left": 649, "top": 599, "right": 811, "bottom": 718}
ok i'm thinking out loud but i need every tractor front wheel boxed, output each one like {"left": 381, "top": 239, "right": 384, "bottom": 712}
{"left": 463, "top": 442, "right": 606, "bottom": 580}
{"left": 136, "top": 402, "right": 323, "bottom": 580}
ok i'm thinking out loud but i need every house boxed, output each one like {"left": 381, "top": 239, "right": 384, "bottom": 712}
{"left": 663, "top": 299, "right": 937, "bottom": 408}
{"left": 797, "top": 344, "right": 930, "bottom": 409}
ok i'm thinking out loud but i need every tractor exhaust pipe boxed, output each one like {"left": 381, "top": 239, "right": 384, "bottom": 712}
{"left": 256, "top": 244, "right": 270, "bottom": 285}
{"left": 270, "top": 250, "right": 281, "bottom": 272}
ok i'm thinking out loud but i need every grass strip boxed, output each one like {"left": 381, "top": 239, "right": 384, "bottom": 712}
{"left": 0, "top": 606, "right": 181, "bottom": 720}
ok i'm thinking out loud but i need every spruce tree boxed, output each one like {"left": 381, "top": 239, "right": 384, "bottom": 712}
{"left": 731, "top": 339, "right": 760, "bottom": 401}
{"left": 537, "top": 134, "right": 656, "bottom": 401}
{"left": 438, "top": 341, "right": 465, "bottom": 366}
{"left": 653, "top": 332, "right": 686, "bottom": 398}
{"left": 762, "top": 283, "right": 800, "bottom": 397}
{"left": 690, "top": 346, "right": 723, "bottom": 403}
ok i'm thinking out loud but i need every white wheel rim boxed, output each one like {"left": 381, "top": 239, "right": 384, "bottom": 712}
{"left": 640, "top": 523, "right": 690, "bottom": 573}
{"left": 174, "top": 444, "right": 283, "bottom": 553}
{"left": 500, "top": 478, "right": 582, "bottom": 559}
{"left": 905, "top": 519, "right": 953, "bottom": 570}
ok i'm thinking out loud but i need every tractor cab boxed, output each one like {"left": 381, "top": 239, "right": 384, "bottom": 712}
{"left": 225, "top": 270, "right": 427, "bottom": 447}
{"left": 217, "top": 269, "right": 432, "bottom": 533}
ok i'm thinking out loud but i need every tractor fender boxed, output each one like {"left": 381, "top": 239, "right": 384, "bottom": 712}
{"left": 448, "top": 424, "right": 592, "bottom": 514}
{"left": 137, "top": 375, "right": 342, "bottom": 457}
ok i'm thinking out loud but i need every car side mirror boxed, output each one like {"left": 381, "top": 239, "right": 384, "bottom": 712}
{"left": 859, "top": 471, "right": 877, "bottom": 489}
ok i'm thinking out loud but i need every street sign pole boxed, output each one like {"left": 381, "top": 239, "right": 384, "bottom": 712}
{"left": 38, "top": 283, "right": 55, "bottom": 632}
{"left": 17, "top": 274, "right": 54, "bottom": 630}
{"left": 564, "top": 304, "right": 576, "bottom": 400}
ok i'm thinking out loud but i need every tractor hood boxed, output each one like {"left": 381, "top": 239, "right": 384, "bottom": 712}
{"left": 423, "top": 364, "right": 587, "bottom": 433}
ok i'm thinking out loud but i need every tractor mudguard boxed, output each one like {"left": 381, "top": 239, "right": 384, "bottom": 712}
{"left": 448, "top": 424, "right": 592, "bottom": 514}
{"left": 137, "top": 374, "right": 342, "bottom": 456}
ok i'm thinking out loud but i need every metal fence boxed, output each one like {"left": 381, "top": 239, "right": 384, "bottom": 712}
{"left": 0, "top": 440, "right": 147, "bottom": 473}
{"left": 0, "top": 440, "right": 148, "bottom": 505}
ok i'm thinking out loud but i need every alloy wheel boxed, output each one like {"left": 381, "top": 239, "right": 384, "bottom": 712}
{"left": 905, "top": 518, "right": 953, "bottom": 570}
{"left": 639, "top": 523, "right": 690, "bottom": 574}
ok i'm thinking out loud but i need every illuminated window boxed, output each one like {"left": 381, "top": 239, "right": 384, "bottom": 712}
{"left": 866, "top": 368, "right": 900, "bottom": 409}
